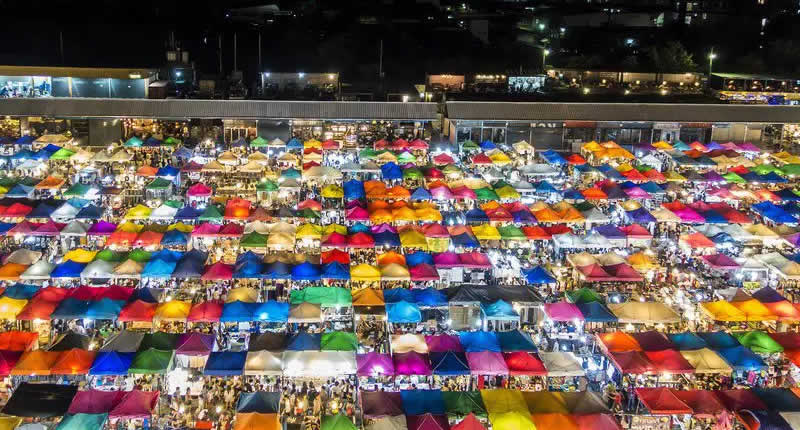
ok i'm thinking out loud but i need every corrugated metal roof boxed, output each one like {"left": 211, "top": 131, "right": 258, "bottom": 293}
{"left": 0, "top": 66, "right": 156, "bottom": 79}
{"left": 0, "top": 98, "right": 439, "bottom": 120}
{"left": 446, "top": 101, "right": 800, "bottom": 123}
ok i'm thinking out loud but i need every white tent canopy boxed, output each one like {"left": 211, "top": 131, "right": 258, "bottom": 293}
{"left": 244, "top": 351, "right": 283, "bottom": 376}
{"left": 150, "top": 204, "right": 179, "bottom": 220}
{"left": 538, "top": 351, "right": 585, "bottom": 377}
{"left": 80, "top": 260, "right": 117, "bottom": 278}
{"left": 20, "top": 261, "right": 55, "bottom": 280}
{"left": 5, "top": 249, "right": 42, "bottom": 265}
{"left": 50, "top": 203, "right": 79, "bottom": 222}
{"left": 282, "top": 351, "right": 357, "bottom": 377}
{"left": 60, "top": 220, "right": 90, "bottom": 236}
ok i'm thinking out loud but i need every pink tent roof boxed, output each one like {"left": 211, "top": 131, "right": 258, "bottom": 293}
{"left": 68, "top": 389, "right": 126, "bottom": 414}
{"left": 737, "top": 142, "right": 761, "bottom": 152}
{"left": 702, "top": 253, "right": 740, "bottom": 269}
{"left": 433, "top": 252, "right": 461, "bottom": 268}
{"left": 662, "top": 202, "right": 705, "bottom": 223}
{"left": 108, "top": 390, "right": 160, "bottom": 418}
{"left": 8, "top": 221, "right": 39, "bottom": 235}
{"left": 371, "top": 223, "right": 397, "bottom": 234}
{"left": 722, "top": 142, "right": 741, "bottom": 151}
{"left": 191, "top": 222, "right": 222, "bottom": 237}
{"left": 31, "top": 221, "right": 65, "bottom": 236}
{"left": 578, "top": 264, "right": 613, "bottom": 281}
{"left": 432, "top": 153, "right": 455, "bottom": 165}
{"left": 466, "top": 351, "right": 509, "bottom": 375}
{"left": 356, "top": 352, "right": 395, "bottom": 377}
{"left": 618, "top": 224, "right": 652, "bottom": 239}
{"left": 622, "top": 186, "right": 651, "bottom": 199}
{"left": 346, "top": 206, "right": 370, "bottom": 221}
{"left": 186, "top": 183, "right": 213, "bottom": 197}
{"left": 425, "top": 334, "right": 463, "bottom": 352}
{"left": 322, "top": 232, "right": 348, "bottom": 248}
{"left": 603, "top": 263, "right": 645, "bottom": 281}
{"left": 410, "top": 264, "right": 439, "bottom": 281}
{"left": 409, "top": 139, "right": 429, "bottom": 150}
{"left": 544, "top": 302, "right": 585, "bottom": 321}
{"left": 422, "top": 223, "right": 449, "bottom": 238}
{"left": 175, "top": 332, "right": 215, "bottom": 356}
{"left": 452, "top": 186, "right": 477, "bottom": 200}
{"left": 393, "top": 351, "right": 432, "bottom": 375}
{"left": 458, "top": 252, "right": 491, "bottom": 269}
{"left": 201, "top": 262, "right": 234, "bottom": 280}
{"left": 430, "top": 186, "right": 454, "bottom": 200}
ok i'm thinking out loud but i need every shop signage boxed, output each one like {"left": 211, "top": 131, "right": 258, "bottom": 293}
{"left": 564, "top": 121, "right": 596, "bottom": 128}
{"left": 653, "top": 122, "right": 681, "bottom": 129}
{"left": 530, "top": 122, "right": 561, "bottom": 128}
{"left": 631, "top": 415, "right": 671, "bottom": 430}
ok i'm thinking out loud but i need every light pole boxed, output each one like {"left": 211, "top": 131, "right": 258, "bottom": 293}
{"left": 542, "top": 49, "right": 550, "bottom": 72}
{"left": 708, "top": 51, "right": 716, "bottom": 77}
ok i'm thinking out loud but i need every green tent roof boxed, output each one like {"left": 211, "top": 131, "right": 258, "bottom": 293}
{"left": 164, "top": 199, "right": 183, "bottom": 209}
{"left": 250, "top": 136, "right": 268, "bottom": 147}
{"left": 297, "top": 208, "right": 321, "bottom": 219}
{"left": 359, "top": 148, "right": 378, "bottom": 159}
{"left": 721, "top": 172, "right": 746, "bottom": 184}
{"left": 320, "top": 331, "right": 358, "bottom": 352}
{"left": 281, "top": 168, "right": 301, "bottom": 179}
{"left": 49, "top": 147, "right": 75, "bottom": 160}
{"left": 498, "top": 225, "right": 526, "bottom": 240}
{"left": 321, "top": 414, "right": 357, "bottom": 430}
{"left": 128, "top": 249, "right": 153, "bottom": 263}
{"left": 124, "top": 136, "right": 143, "bottom": 147}
{"left": 290, "top": 286, "right": 352, "bottom": 307}
{"left": 462, "top": 140, "right": 479, "bottom": 150}
{"left": 63, "top": 183, "right": 91, "bottom": 197}
{"left": 397, "top": 151, "right": 417, "bottom": 163}
{"left": 198, "top": 204, "right": 224, "bottom": 221}
{"left": 56, "top": 413, "right": 109, "bottom": 430}
{"left": 635, "top": 164, "right": 653, "bottom": 172}
{"left": 751, "top": 164, "right": 780, "bottom": 175}
{"left": 128, "top": 348, "right": 174, "bottom": 374}
{"left": 146, "top": 177, "right": 173, "bottom": 190}
{"left": 442, "top": 391, "right": 488, "bottom": 417}
{"left": 256, "top": 180, "right": 279, "bottom": 192}
{"left": 0, "top": 176, "right": 16, "bottom": 188}
{"left": 572, "top": 201, "right": 595, "bottom": 212}
{"left": 240, "top": 232, "right": 268, "bottom": 247}
{"left": 94, "top": 249, "right": 127, "bottom": 263}
{"left": 735, "top": 330, "right": 784, "bottom": 354}
{"left": 474, "top": 187, "right": 499, "bottom": 200}
{"left": 403, "top": 168, "right": 423, "bottom": 180}
{"left": 566, "top": 287, "right": 604, "bottom": 304}
{"left": 780, "top": 164, "right": 800, "bottom": 177}
{"left": 163, "top": 136, "right": 181, "bottom": 145}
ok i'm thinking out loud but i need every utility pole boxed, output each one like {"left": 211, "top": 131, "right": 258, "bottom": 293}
{"left": 257, "top": 32, "right": 262, "bottom": 73}
{"left": 379, "top": 39, "right": 384, "bottom": 79}
{"left": 218, "top": 34, "right": 223, "bottom": 75}
{"left": 59, "top": 31, "right": 64, "bottom": 65}
{"left": 233, "top": 32, "right": 238, "bottom": 73}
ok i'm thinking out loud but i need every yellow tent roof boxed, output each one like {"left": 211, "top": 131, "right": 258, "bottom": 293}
{"left": 582, "top": 141, "right": 603, "bottom": 152}
{"left": 351, "top": 288, "right": 385, "bottom": 306}
{"left": 489, "top": 151, "right": 512, "bottom": 165}
{"left": 240, "top": 160, "right": 265, "bottom": 173}
{"left": 700, "top": 300, "right": 746, "bottom": 322}
{"left": 615, "top": 163, "right": 634, "bottom": 173}
{"left": 0, "top": 297, "right": 27, "bottom": 319}
{"left": 489, "top": 411, "right": 536, "bottom": 430}
{"left": 350, "top": 264, "right": 381, "bottom": 282}
{"left": 473, "top": 224, "right": 502, "bottom": 241}
{"left": 380, "top": 263, "right": 410, "bottom": 281}
{"left": 304, "top": 139, "right": 322, "bottom": 149}
{"left": 376, "top": 152, "right": 397, "bottom": 163}
{"left": 731, "top": 299, "right": 777, "bottom": 321}
{"left": 481, "top": 389, "right": 529, "bottom": 415}
{"left": 607, "top": 302, "right": 681, "bottom": 323}
{"left": 620, "top": 200, "right": 642, "bottom": 211}
{"left": 217, "top": 151, "right": 240, "bottom": 165}
{"left": 321, "top": 184, "right": 344, "bottom": 198}
{"left": 679, "top": 348, "right": 733, "bottom": 374}
{"left": 124, "top": 204, "right": 152, "bottom": 219}
{"left": 391, "top": 206, "right": 417, "bottom": 221}
{"left": 663, "top": 171, "right": 687, "bottom": 182}
{"left": 202, "top": 160, "right": 226, "bottom": 172}
{"left": 303, "top": 151, "right": 323, "bottom": 162}
{"left": 227, "top": 287, "right": 260, "bottom": 303}
{"left": 627, "top": 252, "right": 659, "bottom": 270}
{"left": 295, "top": 223, "right": 322, "bottom": 240}
{"left": 415, "top": 207, "right": 442, "bottom": 222}
{"left": 399, "top": 229, "right": 428, "bottom": 249}
{"left": 278, "top": 153, "right": 298, "bottom": 163}
{"left": 495, "top": 185, "right": 521, "bottom": 200}
{"left": 63, "top": 248, "right": 98, "bottom": 263}
{"left": 652, "top": 141, "right": 673, "bottom": 150}
{"left": 513, "top": 140, "right": 534, "bottom": 153}
{"left": 154, "top": 300, "right": 191, "bottom": 322}
{"left": 167, "top": 222, "right": 194, "bottom": 233}
{"left": 522, "top": 391, "right": 569, "bottom": 414}
{"left": 0, "top": 417, "right": 22, "bottom": 430}
{"left": 116, "top": 222, "right": 144, "bottom": 233}
{"left": 323, "top": 224, "right": 347, "bottom": 235}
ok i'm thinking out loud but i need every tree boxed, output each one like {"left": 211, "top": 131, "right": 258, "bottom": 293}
{"left": 647, "top": 42, "right": 697, "bottom": 73}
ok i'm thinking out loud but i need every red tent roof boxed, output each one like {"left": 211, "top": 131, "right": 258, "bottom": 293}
{"left": 432, "top": 153, "right": 455, "bottom": 165}
{"left": 618, "top": 224, "right": 652, "bottom": 238}
{"left": 635, "top": 388, "right": 693, "bottom": 414}
{"left": 471, "top": 153, "right": 492, "bottom": 165}
{"left": 503, "top": 352, "right": 547, "bottom": 376}
{"left": 187, "top": 300, "right": 223, "bottom": 322}
{"left": 566, "top": 154, "right": 587, "bottom": 165}
{"left": 321, "top": 249, "right": 350, "bottom": 265}
{"left": 713, "top": 389, "right": 767, "bottom": 411}
{"left": 201, "top": 262, "right": 234, "bottom": 280}
{"left": 347, "top": 232, "right": 375, "bottom": 248}
{"left": 322, "top": 232, "right": 348, "bottom": 248}
{"left": 608, "top": 351, "right": 655, "bottom": 374}
{"left": 644, "top": 349, "right": 695, "bottom": 374}
{"left": 672, "top": 390, "right": 727, "bottom": 417}
{"left": 0, "top": 331, "right": 37, "bottom": 351}
{"left": 119, "top": 300, "right": 157, "bottom": 322}
{"left": 451, "top": 414, "right": 487, "bottom": 430}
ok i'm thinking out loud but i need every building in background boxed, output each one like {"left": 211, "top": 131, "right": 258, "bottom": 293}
{"left": 0, "top": 66, "right": 157, "bottom": 99}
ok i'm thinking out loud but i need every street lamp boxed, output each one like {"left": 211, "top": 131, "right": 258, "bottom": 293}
{"left": 708, "top": 51, "right": 717, "bottom": 76}
{"left": 542, "top": 49, "right": 550, "bottom": 72}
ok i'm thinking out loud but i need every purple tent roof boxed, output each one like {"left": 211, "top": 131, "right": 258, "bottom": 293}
{"left": 593, "top": 225, "right": 625, "bottom": 239}
{"left": 433, "top": 252, "right": 461, "bottom": 268}
{"left": 393, "top": 351, "right": 432, "bottom": 375}
{"left": 425, "top": 334, "right": 463, "bottom": 352}
{"left": 87, "top": 221, "right": 117, "bottom": 236}
{"left": 175, "top": 332, "right": 215, "bottom": 356}
{"left": 631, "top": 331, "right": 677, "bottom": 351}
{"left": 751, "top": 287, "right": 786, "bottom": 304}
{"left": 703, "top": 170, "right": 726, "bottom": 183}
{"left": 361, "top": 391, "right": 404, "bottom": 418}
{"left": 68, "top": 389, "right": 126, "bottom": 414}
{"left": 370, "top": 223, "right": 397, "bottom": 234}
{"left": 356, "top": 352, "right": 395, "bottom": 377}
{"left": 737, "top": 142, "right": 761, "bottom": 152}
{"left": 544, "top": 302, "right": 584, "bottom": 322}
{"left": 705, "top": 141, "right": 724, "bottom": 151}
{"left": 466, "top": 351, "right": 509, "bottom": 375}
{"left": 623, "top": 186, "right": 652, "bottom": 199}
{"left": 430, "top": 186, "right": 455, "bottom": 200}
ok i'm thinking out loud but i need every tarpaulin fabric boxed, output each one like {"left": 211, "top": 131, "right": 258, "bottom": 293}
{"left": 635, "top": 388, "right": 692, "bottom": 414}
{"left": 3, "top": 382, "right": 78, "bottom": 417}
{"left": 108, "top": 390, "right": 159, "bottom": 418}
{"left": 236, "top": 392, "right": 281, "bottom": 414}
{"left": 668, "top": 332, "right": 708, "bottom": 351}
{"left": 204, "top": 351, "right": 247, "bottom": 376}
{"left": 356, "top": 352, "right": 394, "bottom": 377}
{"left": 128, "top": 348, "right": 174, "bottom": 374}
{"left": 430, "top": 351, "right": 470, "bottom": 375}
{"left": 459, "top": 331, "right": 501, "bottom": 352}
{"left": 361, "top": 391, "right": 404, "bottom": 418}
{"left": 90, "top": 351, "right": 134, "bottom": 375}
{"left": 716, "top": 346, "right": 766, "bottom": 371}
{"left": 401, "top": 389, "right": 445, "bottom": 415}
{"left": 496, "top": 330, "right": 537, "bottom": 352}
{"left": 393, "top": 351, "right": 432, "bottom": 375}
{"left": 442, "top": 392, "right": 487, "bottom": 417}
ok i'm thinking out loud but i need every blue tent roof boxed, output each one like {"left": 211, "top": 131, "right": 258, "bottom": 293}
{"left": 535, "top": 181, "right": 559, "bottom": 194}
{"left": 129, "top": 288, "right": 162, "bottom": 303}
{"left": 75, "top": 204, "right": 103, "bottom": 219}
{"left": 373, "top": 231, "right": 401, "bottom": 247}
{"left": 410, "top": 187, "right": 432, "bottom": 201}
{"left": 143, "top": 137, "right": 162, "bottom": 146}
{"left": 0, "top": 223, "right": 14, "bottom": 235}
{"left": 160, "top": 230, "right": 188, "bottom": 246}
{"left": 173, "top": 147, "right": 193, "bottom": 159}
{"left": 717, "top": 345, "right": 767, "bottom": 371}
{"left": 220, "top": 301, "right": 257, "bottom": 322}
{"left": 2, "top": 283, "right": 39, "bottom": 300}
{"left": 171, "top": 251, "right": 206, "bottom": 279}
{"left": 51, "top": 298, "right": 91, "bottom": 319}
{"left": 254, "top": 301, "right": 289, "bottom": 322}
{"left": 459, "top": 331, "right": 501, "bottom": 352}
{"left": 525, "top": 266, "right": 556, "bottom": 284}
{"left": 699, "top": 209, "right": 727, "bottom": 224}
{"left": 174, "top": 206, "right": 202, "bottom": 220}
{"left": 576, "top": 302, "right": 618, "bottom": 323}
{"left": 343, "top": 180, "right": 365, "bottom": 200}
{"left": 539, "top": 150, "right": 566, "bottom": 165}
{"left": 752, "top": 201, "right": 797, "bottom": 223}
{"left": 5, "top": 184, "right": 32, "bottom": 197}
{"left": 286, "top": 332, "right": 321, "bottom": 351}
{"left": 286, "top": 138, "right": 303, "bottom": 149}
{"left": 626, "top": 208, "right": 657, "bottom": 224}
{"left": 776, "top": 188, "right": 800, "bottom": 202}
{"left": 782, "top": 203, "right": 800, "bottom": 218}
{"left": 85, "top": 299, "right": 124, "bottom": 320}
{"left": 698, "top": 331, "right": 740, "bottom": 349}
{"left": 89, "top": 351, "right": 134, "bottom": 375}
{"left": 156, "top": 165, "right": 179, "bottom": 178}
{"left": 381, "top": 162, "right": 403, "bottom": 180}
{"left": 204, "top": 351, "right": 247, "bottom": 376}
{"left": 563, "top": 188, "right": 585, "bottom": 200}
{"left": 413, "top": 288, "right": 448, "bottom": 307}
{"left": 668, "top": 332, "right": 708, "bottom": 350}
{"left": 15, "top": 136, "right": 34, "bottom": 146}
{"left": 348, "top": 222, "right": 370, "bottom": 234}
{"left": 233, "top": 261, "right": 265, "bottom": 279}
{"left": 496, "top": 330, "right": 537, "bottom": 352}
{"left": 51, "top": 261, "right": 87, "bottom": 278}
{"left": 236, "top": 251, "right": 262, "bottom": 266}
{"left": 321, "top": 262, "right": 350, "bottom": 280}
{"left": 141, "top": 259, "right": 177, "bottom": 278}
{"left": 593, "top": 225, "right": 625, "bottom": 239}
{"left": 640, "top": 181, "right": 666, "bottom": 194}
{"left": 30, "top": 150, "right": 50, "bottom": 160}
{"left": 481, "top": 300, "right": 518, "bottom": 319}
{"left": 596, "top": 164, "right": 625, "bottom": 180}
{"left": 406, "top": 251, "right": 433, "bottom": 267}
{"left": 387, "top": 300, "right": 422, "bottom": 323}
{"left": 760, "top": 172, "right": 788, "bottom": 183}
{"left": 430, "top": 351, "right": 470, "bottom": 375}
{"left": 236, "top": 392, "right": 281, "bottom": 414}
{"left": 11, "top": 149, "right": 34, "bottom": 160}
{"left": 751, "top": 388, "right": 800, "bottom": 412}
{"left": 26, "top": 202, "right": 58, "bottom": 218}
{"left": 479, "top": 140, "right": 496, "bottom": 150}
{"left": 400, "top": 390, "right": 445, "bottom": 415}
{"left": 383, "top": 288, "right": 415, "bottom": 303}
{"left": 40, "top": 144, "right": 62, "bottom": 156}
{"left": 150, "top": 249, "right": 184, "bottom": 263}
{"left": 230, "top": 137, "right": 248, "bottom": 148}
{"left": 465, "top": 208, "right": 489, "bottom": 223}
{"left": 751, "top": 287, "right": 785, "bottom": 304}
{"left": 263, "top": 262, "right": 292, "bottom": 279}
{"left": 291, "top": 262, "right": 321, "bottom": 281}
{"left": 511, "top": 210, "right": 536, "bottom": 223}
{"left": 451, "top": 233, "right": 479, "bottom": 248}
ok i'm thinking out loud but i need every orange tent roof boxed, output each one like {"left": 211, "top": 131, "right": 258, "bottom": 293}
{"left": 0, "top": 263, "right": 27, "bottom": 280}
{"left": 351, "top": 288, "right": 385, "bottom": 307}
{"left": 597, "top": 332, "right": 643, "bottom": 353}
{"left": 378, "top": 251, "right": 407, "bottom": 266}
{"left": 680, "top": 232, "right": 715, "bottom": 248}
{"left": 386, "top": 186, "right": 411, "bottom": 199}
{"left": 763, "top": 300, "right": 800, "bottom": 321}
{"left": 136, "top": 165, "right": 158, "bottom": 177}
{"left": 234, "top": 413, "right": 280, "bottom": 430}
{"left": 534, "top": 208, "right": 561, "bottom": 223}
{"left": 0, "top": 331, "right": 38, "bottom": 351}
{"left": 391, "top": 206, "right": 417, "bottom": 221}
{"left": 369, "top": 209, "right": 393, "bottom": 224}
{"left": 34, "top": 176, "right": 66, "bottom": 189}
{"left": 11, "top": 350, "right": 61, "bottom": 375}
{"left": 50, "top": 348, "right": 96, "bottom": 375}
{"left": 581, "top": 187, "right": 608, "bottom": 200}
{"left": 531, "top": 413, "right": 580, "bottom": 430}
